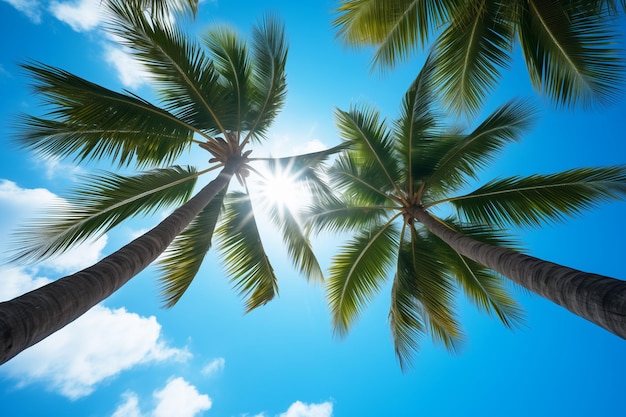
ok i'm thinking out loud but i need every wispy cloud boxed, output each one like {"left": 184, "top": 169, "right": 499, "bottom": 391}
{"left": 37, "top": 155, "right": 85, "bottom": 181}
{"left": 2, "top": 0, "right": 43, "bottom": 23}
{"left": 49, "top": 0, "right": 104, "bottom": 31}
{"left": 104, "top": 44, "right": 152, "bottom": 89}
{"left": 111, "top": 378, "right": 212, "bottom": 417}
{"left": 0, "top": 179, "right": 107, "bottom": 273}
{"left": 201, "top": 357, "right": 225, "bottom": 376}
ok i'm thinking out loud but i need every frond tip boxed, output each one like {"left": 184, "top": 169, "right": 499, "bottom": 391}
{"left": 217, "top": 192, "right": 278, "bottom": 312}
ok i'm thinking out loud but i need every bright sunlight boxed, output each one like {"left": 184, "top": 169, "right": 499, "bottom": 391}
{"left": 255, "top": 162, "right": 311, "bottom": 215}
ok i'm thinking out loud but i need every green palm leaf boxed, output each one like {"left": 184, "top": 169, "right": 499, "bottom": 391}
{"left": 432, "top": 0, "right": 515, "bottom": 114}
{"left": 203, "top": 26, "right": 251, "bottom": 134}
{"left": 327, "top": 221, "right": 400, "bottom": 335}
{"left": 244, "top": 14, "right": 288, "bottom": 143}
{"left": 331, "top": 153, "right": 399, "bottom": 206}
{"left": 17, "top": 62, "right": 193, "bottom": 168}
{"left": 402, "top": 227, "right": 463, "bottom": 352}
{"left": 105, "top": 0, "right": 230, "bottom": 135}
{"left": 306, "top": 192, "right": 390, "bottom": 234}
{"left": 369, "top": 0, "right": 451, "bottom": 70}
{"left": 518, "top": 0, "right": 624, "bottom": 108}
{"left": 389, "top": 266, "right": 426, "bottom": 370}
{"left": 448, "top": 166, "right": 626, "bottom": 228}
{"left": 333, "top": 0, "right": 452, "bottom": 69}
{"left": 266, "top": 203, "right": 324, "bottom": 283}
{"left": 217, "top": 192, "right": 278, "bottom": 312}
{"left": 431, "top": 220, "right": 525, "bottom": 328}
{"left": 335, "top": 106, "right": 402, "bottom": 192}
{"left": 158, "top": 186, "right": 228, "bottom": 308}
{"left": 424, "top": 99, "right": 536, "bottom": 195}
{"left": 395, "top": 54, "right": 440, "bottom": 195}
{"left": 8, "top": 166, "right": 199, "bottom": 264}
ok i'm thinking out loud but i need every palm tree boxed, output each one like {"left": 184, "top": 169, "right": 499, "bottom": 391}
{"left": 307, "top": 59, "right": 626, "bottom": 368}
{"left": 0, "top": 1, "right": 333, "bottom": 365}
{"left": 333, "top": 0, "right": 624, "bottom": 114}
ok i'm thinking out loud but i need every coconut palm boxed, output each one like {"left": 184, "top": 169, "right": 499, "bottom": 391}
{"left": 0, "top": 1, "right": 334, "bottom": 365}
{"left": 307, "top": 59, "right": 626, "bottom": 368}
{"left": 333, "top": 0, "right": 624, "bottom": 114}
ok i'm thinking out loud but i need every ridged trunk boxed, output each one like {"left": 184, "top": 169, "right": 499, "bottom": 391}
{"left": 412, "top": 206, "right": 626, "bottom": 339}
{"left": 0, "top": 162, "right": 238, "bottom": 365}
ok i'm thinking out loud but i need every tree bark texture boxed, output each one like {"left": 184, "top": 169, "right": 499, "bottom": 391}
{"left": 0, "top": 162, "right": 238, "bottom": 365}
{"left": 412, "top": 206, "right": 626, "bottom": 339}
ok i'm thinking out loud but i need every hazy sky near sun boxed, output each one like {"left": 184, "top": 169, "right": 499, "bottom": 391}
{"left": 1, "top": 1, "right": 625, "bottom": 417}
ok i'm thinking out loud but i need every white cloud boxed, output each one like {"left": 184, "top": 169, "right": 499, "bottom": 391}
{"left": 153, "top": 377, "right": 212, "bottom": 417}
{"left": 49, "top": 0, "right": 103, "bottom": 32}
{"left": 248, "top": 401, "right": 333, "bottom": 417}
{"left": 201, "top": 357, "right": 225, "bottom": 376}
{"left": 268, "top": 135, "right": 328, "bottom": 158}
{"left": 278, "top": 401, "right": 333, "bottom": 417}
{"left": 104, "top": 44, "right": 152, "bottom": 89}
{"left": 111, "top": 378, "right": 212, "bottom": 417}
{"left": 38, "top": 155, "right": 84, "bottom": 181}
{"left": 0, "top": 179, "right": 108, "bottom": 274}
{"left": 41, "top": 234, "right": 108, "bottom": 272}
{"left": 2, "top": 303, "right": 190, "bottom": 399}
{"left": 112, "top": 392, "right": 144, "bottom": 417}
{"left": 2, "top": 0, "right": 43, "bottom": 23}
{"left": 0, "top": 266, "right": 51, "bottom": 301}
{"left": 0, "top": 179, "right": 61, "bottom": 213}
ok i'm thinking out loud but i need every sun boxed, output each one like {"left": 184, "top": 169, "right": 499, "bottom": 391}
{"left": 256, "top": 163, "right": 310, "bottom": 214}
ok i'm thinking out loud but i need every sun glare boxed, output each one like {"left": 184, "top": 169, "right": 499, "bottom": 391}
{"left": 257, "top": 164, "right": 310, "bottom": 214}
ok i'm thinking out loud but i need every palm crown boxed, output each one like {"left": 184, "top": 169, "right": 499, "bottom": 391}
{"left": 333, "top": 0, "right": 624, "bottom": 114}
{"left": 307, "top": 58, "right": 626, "bottom": 368}
{"left": 9, "top": 0, "right": 326, "bottom": 311}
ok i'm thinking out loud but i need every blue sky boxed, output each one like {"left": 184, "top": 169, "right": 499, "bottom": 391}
{"left": 1, "top": 1, "right": 626, "bottom": 417}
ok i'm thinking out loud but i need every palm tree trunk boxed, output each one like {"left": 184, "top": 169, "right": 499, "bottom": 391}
{"left": 412, "top": 206, "right": 626, "bottom": 339}
{"left": 0, "top": 162, "right": 239, "bottom": 365}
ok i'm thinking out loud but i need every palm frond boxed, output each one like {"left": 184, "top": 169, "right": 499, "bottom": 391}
{"left": 202, "top": 25, "right": 251, "bottom": 135}
{"left": 217, "top": 192, "right": 278, "bottom": 312}
{"left": 17, "top": 62, "right": 193, "bottom": 168}
{"left": 158, "top": 186, "right": 228, "bottom": 308}
{"left": 105, "top": 0, "right": 230, "bottom": 135}
{"left": 327, "top": 221, "right": 400, "bottom": 336}
{"left": 331, "top": 152, "right": 400, "bottom": 206}
{"left": 431, "top": 220, "right": 525, "bottom": 328}
{"left": 389, "top": 267, "right": 426, "bottom": 371}
{"left": 335, "top": 106, "right": 403, "bottom": 195}
{"left": 333, "top": 0, "right": 401, "bottom": 46}
{"left": 8, "top": 166, "right": 199, "bottom": 264}
{"left": 389, "top": 221, "right": 426, "bottom": 370}
{"left": 518, "top": 0, "right": 624, "bottom": 108}
{"left": 432, "top": 0, "right": 515, "bottom": 114}
{"left": 395, "top": 53, "right": 440, "bottom": 194}
{"left": 424, "top": 99, "right": 536, "bottom": 195}
{"left": 333, "top": 0, "right": 451, "bottom": 69}
{"left": 243, "top": 14, "right": 288, "bottom": 143}
{"left": 370, "top": 0, "right": 452, "bottom": 70}
{"left": 401, "top": 226, "right": 463, "bottom": 352}
{"left": 305, "top": 191, "right": 391, "bottom": 234}
{"left": 449, "top": 166, "right": 626, "bottom": 228}
{"left": 266, "top": 203, "right": 324, "bottom": 283}
{"left": 262, "top": 142, "right": 351, "bottom": 181}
